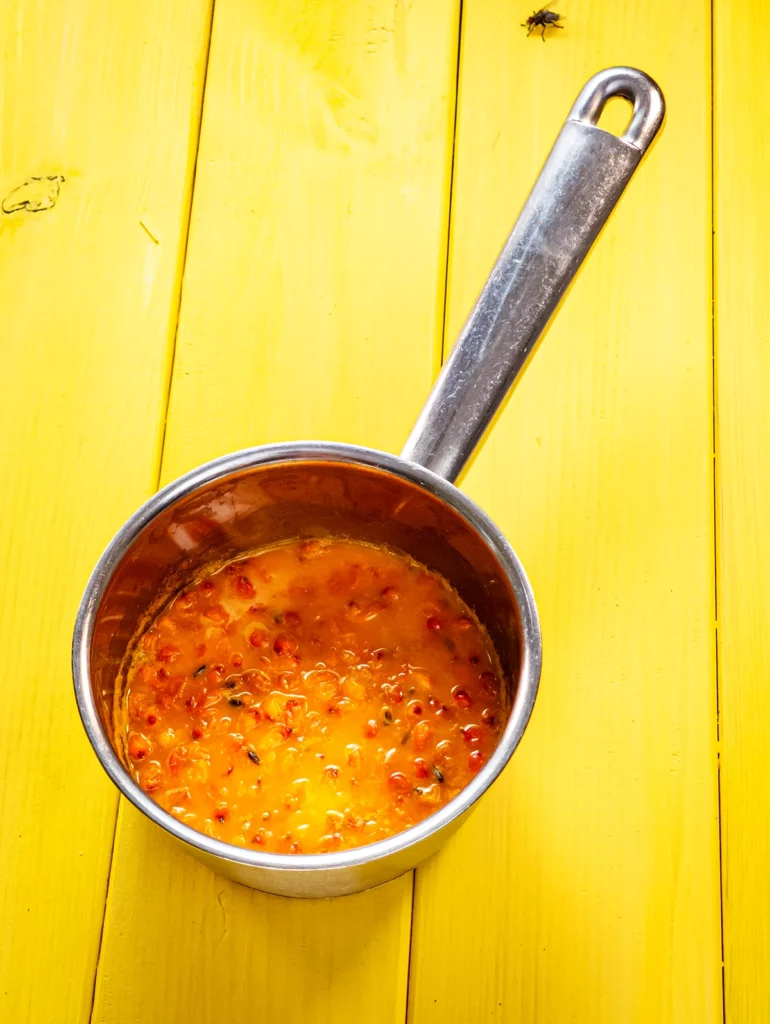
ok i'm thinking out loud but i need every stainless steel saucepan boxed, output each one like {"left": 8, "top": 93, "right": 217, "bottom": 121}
{"left": 73, "top": 67, "right": 664, "bottom": 898}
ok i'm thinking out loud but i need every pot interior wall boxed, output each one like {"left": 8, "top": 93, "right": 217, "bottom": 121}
{"left": 90, "top": 459, "right": 522, "bottom": 744}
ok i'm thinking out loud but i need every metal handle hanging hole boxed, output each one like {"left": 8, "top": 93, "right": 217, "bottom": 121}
{"left": 568, "top": 66, "right": 665, "bottom": 152}
{"left": 596, "top": 95, "right": 635, "bottom": 137}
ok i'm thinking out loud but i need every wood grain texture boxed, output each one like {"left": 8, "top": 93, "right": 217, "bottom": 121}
{"left": 0, "top": 1, "right": 212, "bottom": 1020}
{"left": 161, "top": 0, "right": 458, "bottom": 475}
{"left": 408, "top": 2, "right": 722, "bottom": 1021}
{"left": 91, "top": 2, "right": 459, "bottom": 1021}
{"left": 714, "top": 0, "right": 770, "bottom": 1018}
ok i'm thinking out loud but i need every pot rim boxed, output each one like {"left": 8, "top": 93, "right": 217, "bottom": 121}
{"left": 72, "top": 441, "right": 542, "bottom": 875}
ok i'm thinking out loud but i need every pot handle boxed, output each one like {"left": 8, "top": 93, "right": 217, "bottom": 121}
{"left": 401, "top": 66, "right": 664, "bottom": 482}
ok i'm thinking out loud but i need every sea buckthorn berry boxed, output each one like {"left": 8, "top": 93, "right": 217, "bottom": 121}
{"left": 262, "top": 694, "right": 285, "bottom": 721}
{"left": 128, "top": 733, "right": 150, "bottom": 761}
{"left": 481, "top": 708, "right": 498, "bottom": 727}
{"left": 414, "top": 783, "right": 441, "bottom": 806}
{"left": 426, "top": 616, "right": 442, "bottom": 632}
{"left": 319, "top": 832, "right": 342, "bottom": 852}
{"left": 452, "top": 686, "right": 473, "bottom": 710}
{"left": 383, "top": 682, "right": 403, "bottom": 704}
{"left": 299, "top": 539, "right": 323, "bottom": 560}
{"left": 364, "top": 719, "right": 379, "bottom": 738}
{"left": 203, "top": 604, "right": 229, "bottom": 623}
{"left": 317, "top": 677, "right": 340, "bottom": 701}
{"left": 157, "top": 645, "right": 180, "bottom": 663}
{"left": 273, "top": 635, "right": 296, "bottom": 656}
{"left": 200, "top": 580, "right": 215, "bottom": 594}
{"left": 128, "top": 690, "right": 148, "bottom": 720}
{"left": 408, "top": 700, "right": 424, "bottom": 716}
{"left": 388, "top": 771, "right": 412, "bottom": 794}
{"left": 435, "top": 739, "right": 453, "bottom": 766}
{"left": 215, "top": 807, "right": 229, "bottom": 823}
{"left": 327, "top": 809, "right": 345, "bottom": 830}
{"left": 139, "top": 632, "right": 157, "bottom": 654}
{"left": 140, "top": 762, "right": 163, "bottom": 792}
{"left": 157, "top": 728, "right": 177, "bottom": 748}
{"left": 462, "top": 724, "right": 483, "bottom": 745}
{"left": 248, "top": 628, "right": 267, "bottom": 648}
{"left": 381, "top": 586, "right": 399, "bottom": 602}
{"left": 324, "top": 765, "right": 340, "bottom": 780}
{"left": 236, "top": 575, "right": 255, "bottom": 598}
{"left": 412, "top": 719, "right": 432, "bottom": 752}
{"left": 409, "top": 671, "right": 433, "bottom": 694}
{"left": 168, "top": 745, "right": 190, "bottom": 773}
{"left": 146, "top": 713, "right": 157, "bottom": 726}
{"left": 468, "top": 750, "right": 485, "bottom": 772}
{"left": 284, "top": 610, "right": 301, "bottom": 629}
{"left": 230, "top": 652, "right": 243, "bottom": 669}
{"left": 455, "top": 616, "right": 473, "bottom": 631}
{"left": 414, "top": 758, "right": 430, "bottom": 779}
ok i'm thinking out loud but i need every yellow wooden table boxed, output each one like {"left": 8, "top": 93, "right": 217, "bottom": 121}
{"left": 2, "top": 1, "right": 768, "bottom": 1020}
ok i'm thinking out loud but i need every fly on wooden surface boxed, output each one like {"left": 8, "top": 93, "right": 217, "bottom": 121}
{"left": 522, "top": 8, "right": 564, "bottom": 39}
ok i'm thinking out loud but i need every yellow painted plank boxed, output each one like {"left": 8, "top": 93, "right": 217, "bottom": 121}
{"left": 409, "top": 2, "right": 722, "bottom": 1021}
{"left": 161, "top": 0, "right": 456, "bottom": 474}
{"left": 0, "top": 1, "right": 213, "bottom": 1020}
{"left": 714, "top": 1, "right": 770, "bottom": 1018}
{"left": 92, "top": 2, "right": 459, "bottom": 1021}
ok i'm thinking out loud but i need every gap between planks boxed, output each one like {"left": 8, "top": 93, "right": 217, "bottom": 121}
{"left": 709, "top": 0, "right": 727, "bottom": 1016}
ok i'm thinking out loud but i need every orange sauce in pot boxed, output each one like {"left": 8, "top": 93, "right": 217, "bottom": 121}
{"left": 120, "top": 538, "right": 505, "bottom": 854}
